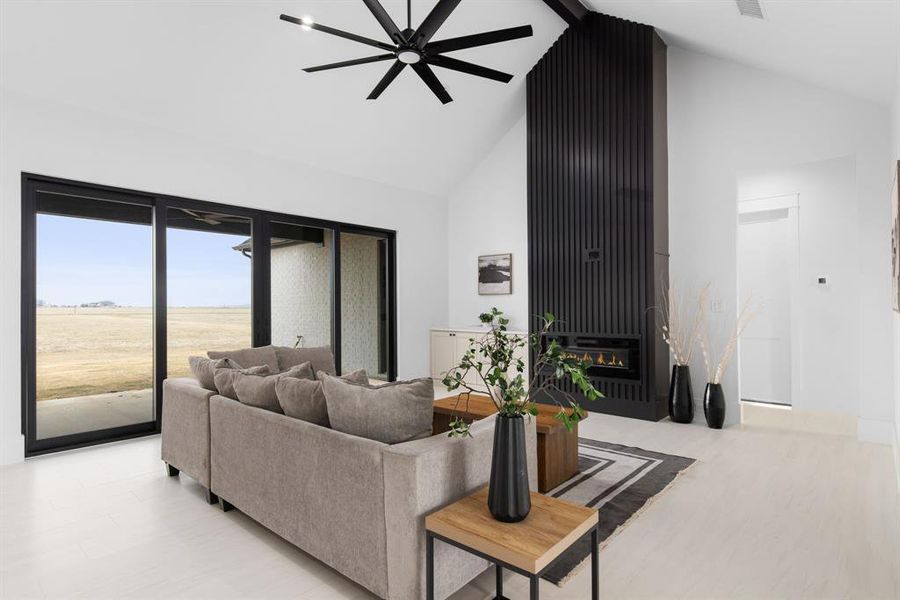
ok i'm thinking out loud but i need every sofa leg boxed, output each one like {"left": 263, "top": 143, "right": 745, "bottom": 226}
{"left": 165, "top": 463, "right": 179, "bottom": 477}
{"left": 206, "top": 489, "right": 219, "bottom": 505}
{"left": 220, "top": 498, "right": 234, "bottom": 512}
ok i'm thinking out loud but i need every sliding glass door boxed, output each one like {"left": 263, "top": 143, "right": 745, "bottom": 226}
{"left": 25, "top": 187, "right": 157, "bottom": 451}
{"left": 269, "top": 221, "right": 334, "bottom": 350}
{"left": 22, "top": 175, "right": 397, "bottom": 455}
{"left": 166, "top": 208, "right": 253, "bottom": 379}
{"left": 339, "top": 230, "right": 392, "bottom": 381}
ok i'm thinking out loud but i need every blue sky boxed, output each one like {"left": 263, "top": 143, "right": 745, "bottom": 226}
{"left": 37, "top": 214, "right": 251, "bottom": 307}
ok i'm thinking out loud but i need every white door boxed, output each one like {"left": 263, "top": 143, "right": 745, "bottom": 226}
{"left": 737, "top": 208, "right": 795, "bottom": 405}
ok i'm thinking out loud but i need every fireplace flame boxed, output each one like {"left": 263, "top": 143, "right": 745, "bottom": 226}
{"left": 564, "top": 350, "right": 626, "bottom": 368}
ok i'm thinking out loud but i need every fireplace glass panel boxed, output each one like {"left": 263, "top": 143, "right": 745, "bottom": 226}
{"left": 543, "top": 333, "right": 641, "bottom": 381}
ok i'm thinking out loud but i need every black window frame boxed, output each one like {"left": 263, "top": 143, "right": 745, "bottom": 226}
{"left": 21, "top": 173, "right": 397, "bottom": 457}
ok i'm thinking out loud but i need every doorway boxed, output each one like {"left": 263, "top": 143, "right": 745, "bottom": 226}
{"left": 737, "top": 195, "right": 799, "bottom": 406}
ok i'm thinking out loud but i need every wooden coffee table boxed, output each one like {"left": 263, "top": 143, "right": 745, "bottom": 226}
{"left": 425, "top": 486, "right": 599, "bottom": 599}
{"left": 432, "top": 394, "right": 585, "bottom": 493}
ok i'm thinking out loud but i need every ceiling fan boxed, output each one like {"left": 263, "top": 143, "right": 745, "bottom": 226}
{"left": 280, "top": 0, "right": 533, "bottom": 104}
{"left": 168, "top": 208, "right": 248, "bottom": 227}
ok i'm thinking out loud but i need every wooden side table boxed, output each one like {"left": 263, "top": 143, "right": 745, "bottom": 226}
{"left": 432, "top": 394, "right": 585, "bottom": 493}
{"left": 425, "top": 487, "right": 599, "bottom": 600}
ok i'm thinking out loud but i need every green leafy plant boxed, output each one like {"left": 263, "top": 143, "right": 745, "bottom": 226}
{"left": 441, "top": 308, "right": 603, "bottom": 438}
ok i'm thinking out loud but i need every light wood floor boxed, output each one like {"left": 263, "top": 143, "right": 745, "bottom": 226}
{"left": 1, "top": 409, "right": 898, "bottom": 599}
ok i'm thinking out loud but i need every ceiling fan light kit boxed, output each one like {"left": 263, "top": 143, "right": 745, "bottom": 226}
{"left": 280, "top": 0, "right": 533, "bottom": 104}
{"left": 397, "top": 49, "right": 421, "bottom": 64}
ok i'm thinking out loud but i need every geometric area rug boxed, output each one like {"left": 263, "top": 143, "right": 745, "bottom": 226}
{"left": 542, "top": 438, "right": 696, "bottom": 585}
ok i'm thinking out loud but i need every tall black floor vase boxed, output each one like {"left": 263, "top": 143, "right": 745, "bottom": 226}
{"left": 487, "top": 414, "right": 531, "bottom": 523}
{"left": 668, "top": 365, "right": 694, "bottom": 423}
{"left": 704, "top": 383, "right": 726, "bottom": 429}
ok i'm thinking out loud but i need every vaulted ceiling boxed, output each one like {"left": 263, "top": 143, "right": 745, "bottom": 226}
{"left": 2, "top": 1, "right": 898, "bottom": 197}
{"left": 587, "top": 0, "right": 900, "bottom": 106}
{"left": 0, "top": 1, "right": 566, "bottom": 196}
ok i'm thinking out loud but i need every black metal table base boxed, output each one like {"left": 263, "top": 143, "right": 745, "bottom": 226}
{"left": 426, "top": 525, "right": 599, "bottom": 600}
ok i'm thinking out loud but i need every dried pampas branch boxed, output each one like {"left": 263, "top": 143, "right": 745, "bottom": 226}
{"left": 656, "top": 282, "right": 710, "bottom": 366}
{"left": 685, "top": 283, "right": 710, "bottom": 365}
{"left": 700, "top": 327, "right": 713, "bottom": 384}
{"left": 700, "top": 295, "right": 756, "bottom": 384}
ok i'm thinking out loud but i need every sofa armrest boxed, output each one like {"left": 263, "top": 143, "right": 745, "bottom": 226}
{"left": 381, "top": 416, "right": 538, "bottom": 600}
{"left": 161, "top": 377, "right": 215, "bottom": 488}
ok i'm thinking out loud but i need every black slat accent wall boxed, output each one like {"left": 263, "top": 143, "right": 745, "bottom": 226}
{"left": 527, "top": 12, "right": 669, "bottom": 421}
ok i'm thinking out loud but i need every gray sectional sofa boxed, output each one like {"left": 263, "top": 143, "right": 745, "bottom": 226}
{"left": 160, "top": 346, "right": 537, "bottom": 600}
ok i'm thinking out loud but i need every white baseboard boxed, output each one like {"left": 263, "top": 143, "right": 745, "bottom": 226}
{"left": 856, "top": 418, "right": 895, "bottom": 445}
{"left": 0, "top": 433, "right": 26, "bottom": 465}
{"left": 893, "top": 425, "right": 900, "bottom": 495}
{"left": 741, "top": 402, "right": 857, "bottom": 437}
{"left": 741, "top": 404, "right": 896, "bottom": 449}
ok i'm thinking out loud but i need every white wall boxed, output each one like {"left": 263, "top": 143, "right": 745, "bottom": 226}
{"left": 893, "top": 19, "right": 900, "bottom": 160}
{"left": 668, "top": 48, "right": 893, "bottom": 432}
{"left": 891, "top": 29, "right": 900, "bottom": 487}
{"left": 447, "top": 114, "right": 529, "bottom": 330}
{"left": 895, "top": 83, "right": 900, "bottom": 162}
{"left": 737, "top": 157, "right": 858, "bottom": 416}
{"left": 0, "top": 88, "right": 448, "bottom": 464}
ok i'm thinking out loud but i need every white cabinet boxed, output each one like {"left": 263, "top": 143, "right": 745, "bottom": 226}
{"left": 430, "top": 331, "right": 457, "bottom": 379}
{"left": 430, "top": 328, "right": 529, "bottom": 391}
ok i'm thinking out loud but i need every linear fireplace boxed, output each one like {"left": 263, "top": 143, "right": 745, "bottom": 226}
{"left": 541, "top": 334, "right": 640, "bottom": 381}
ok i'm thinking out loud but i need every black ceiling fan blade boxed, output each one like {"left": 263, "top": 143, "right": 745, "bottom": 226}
{"left": 280, "top": 14, "right": 396, "bottom": 52}
{"left": 411, "top": 62, "right": 452, "bottom": 104}
{"left": 411, "top": 0, "right": 462, "bottom": 48}
{"left": 303, "top": 54, "right": 396, "bottom": 73}
{"left": 426, "top": 55, "right": 513, "bottom": 83}
{"left": 425, "top": 25, "right": 534, "bottom": 54}
{"left": 367, "top": 60, "right": 406, "bottom": 100}
{"left": 361, "top": 0, "right": 404, "bottom": 45}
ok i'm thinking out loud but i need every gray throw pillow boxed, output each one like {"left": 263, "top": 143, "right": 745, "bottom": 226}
{"left": 320, "top": 375, "right": 434, "bottom": 444}
{"left": 189, "top": 356, "right": 242, "bottom": 391}
{"left": 213, "top": 365, "right": 271, "bottom": 399}
{"left": 207, "top": 345, "right": 279, "bottom": 373}
{"left": 276, "top": 369, "right": 368, "bottom": 427}
{"left": 232, "top": 363, "right": 315, "bottom": 413}
{"left": 273, "top": 345, "right": 336, "bottom": 376}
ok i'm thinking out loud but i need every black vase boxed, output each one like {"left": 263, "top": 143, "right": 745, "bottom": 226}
{"left": 704, "top": 383, "right": 726, "bottom": 429}
{"left": 487, "top": 414, "right": 531, "bottom": 523}
{"left": 668, "top": 365, "right": 694, "bottom": 423}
